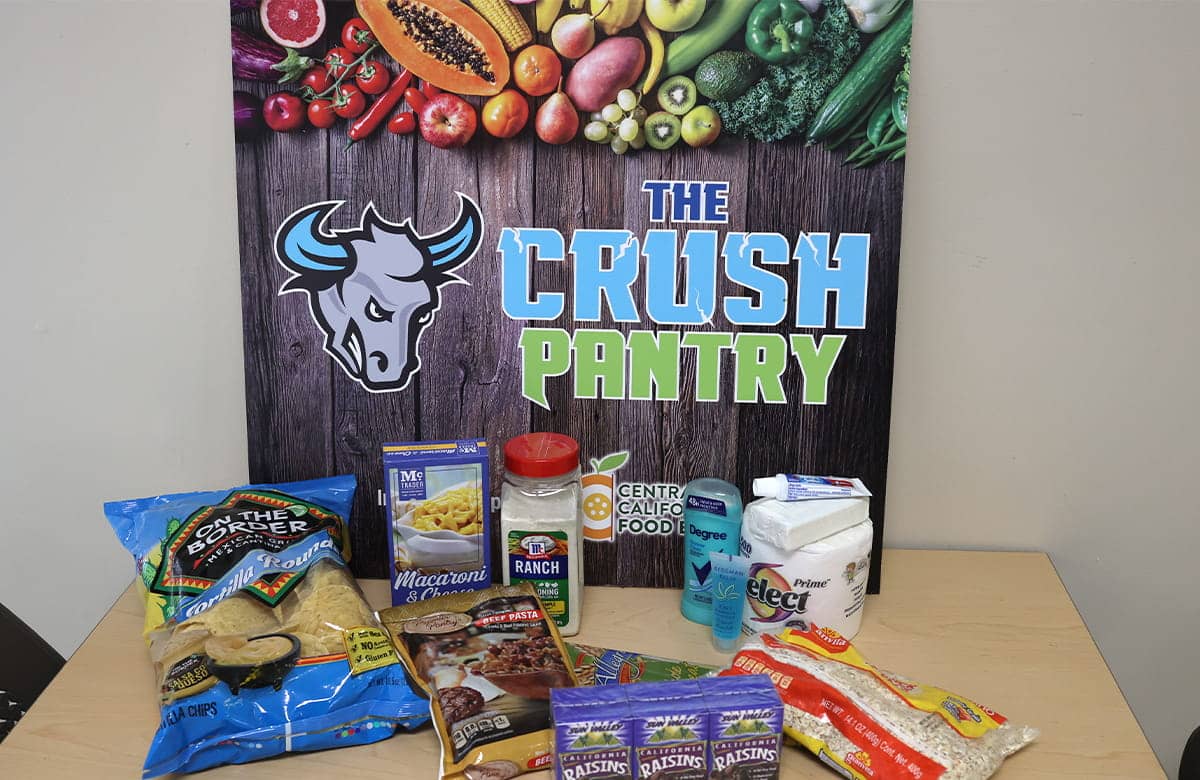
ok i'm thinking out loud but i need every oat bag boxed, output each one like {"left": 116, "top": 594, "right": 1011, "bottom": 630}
{"left": 727, "top": 628, "right": 1037, "bottom": 780}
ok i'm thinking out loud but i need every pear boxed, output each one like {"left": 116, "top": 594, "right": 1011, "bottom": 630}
{"left": 551, "top": 0, "right": 610, "bottom": 59}
{"left": 536, "top": 81, "right": 580, "bottom": 144}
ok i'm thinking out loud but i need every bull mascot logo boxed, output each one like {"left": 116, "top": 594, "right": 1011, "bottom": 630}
{"left": 274, "top": 193, "right": 482, "bottom": 392}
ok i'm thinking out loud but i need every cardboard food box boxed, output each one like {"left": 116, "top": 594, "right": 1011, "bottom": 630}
{"left": 383, "top": 440, "right": 491, "bottom": 605}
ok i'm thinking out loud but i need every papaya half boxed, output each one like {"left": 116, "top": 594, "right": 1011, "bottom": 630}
{"left": 357, "top": 0, "right": 510, "bottom": 96}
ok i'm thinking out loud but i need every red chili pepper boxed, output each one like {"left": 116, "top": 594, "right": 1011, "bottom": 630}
{"left": 388, "top": 111, "right": 417, "bottom": 135}
{"left": 405, "top": 87, "right": 428, "bottom": 112}
{"left": 347, "top": 69, "right": 414, "bottom": 147}
{"left": 421, "top": 81, "right": 442, "bottom": 100}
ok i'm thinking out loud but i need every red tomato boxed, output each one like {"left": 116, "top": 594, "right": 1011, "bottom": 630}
{"left": 355, "top": 61, "right": 389, "bottom": 95}
{"left": 404, "top": 87, "right": 428, "bottom": 112}
{"left": 333, "top": 83, "right": 367, "bottom": 119}
{"left": 341, "top": 17, "right": 375, "bottom": 54}
{"left": 324, "top": 46, "right": 358, "bottom": 80}
{"left": 300, "top": 66, "right": 333, "bottom": 97}
{"left": 307, "top": 99, "right": 337, "bottom": 128}
{"left": 262, "top": 92, "right": 306, "bottom": 132}
{"left": 388, "top": 111, "right": 417, "bottom": 134}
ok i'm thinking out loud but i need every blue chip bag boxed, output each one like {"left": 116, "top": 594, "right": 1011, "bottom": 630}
{"left": 104, "top": 475, "right": 429, "bottom": 778}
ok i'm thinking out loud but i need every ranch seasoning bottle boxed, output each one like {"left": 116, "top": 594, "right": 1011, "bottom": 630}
{"left": 500, "top": 433, "right": 584, "bottom": 636}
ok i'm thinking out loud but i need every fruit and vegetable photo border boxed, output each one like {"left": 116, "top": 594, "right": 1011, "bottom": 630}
{"left": 231, "top": 0, "right": 912, "bottom": 593}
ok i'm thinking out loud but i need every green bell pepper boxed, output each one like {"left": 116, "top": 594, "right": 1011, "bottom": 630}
{"left": 744, "top": 0, "right": 814, "bottom": 65}
{"left": 892, "top": 89, "right": 908, "bottom": 133}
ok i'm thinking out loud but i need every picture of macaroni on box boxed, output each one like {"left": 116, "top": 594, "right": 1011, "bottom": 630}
{"left": 383, "top": 440, "right": 492, "bottom": 605}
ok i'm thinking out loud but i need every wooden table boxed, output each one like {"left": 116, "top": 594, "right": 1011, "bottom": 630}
{"left": 0, "top": 550, "right": 1163, "bottom": 779}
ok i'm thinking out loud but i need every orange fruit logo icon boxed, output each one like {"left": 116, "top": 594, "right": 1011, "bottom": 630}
{"left": 582, "top": 451, "right": 628, "bottom": 542}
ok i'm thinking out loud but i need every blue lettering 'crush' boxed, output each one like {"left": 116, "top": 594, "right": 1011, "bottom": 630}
{"left": 644, "top": 230, "right": 717, "bottom": 325}
{"left": 795, "top": 232, "right": 870, "bottom": 329}
{"left": 571, "top": 230, "right": 640, "bottom": 322}
{"left": 722, "top": 232, "right": 789, "bottom": 326}
{"left": 499, "top": 227, "right": 565, "bottom": 320}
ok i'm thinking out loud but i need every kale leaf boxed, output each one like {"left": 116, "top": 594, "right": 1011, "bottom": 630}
{"left": 713, "top": 2, "right": 862, "bottom": 142}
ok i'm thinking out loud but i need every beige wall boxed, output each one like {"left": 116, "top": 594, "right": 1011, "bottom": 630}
{"left": 0, "top": 2, "right": 248, "bottom": 655}
{"left": 887, "top": 1, "right": 1199, "bottom": 775}
{"left": 0, "top": 0, "right": 1194, "bottom": 775}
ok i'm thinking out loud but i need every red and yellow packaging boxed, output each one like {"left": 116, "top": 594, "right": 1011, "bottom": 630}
{"left": 725, "top": 627, "right": 1038, "bottom": 780}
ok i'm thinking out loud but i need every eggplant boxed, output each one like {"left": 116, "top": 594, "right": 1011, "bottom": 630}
{"left": 232, "top": 26, "right": 313, "bottom": 83}
{"left": 231, "top": 0, "right": 259, "bottom": 12}
{"left": 233, "top": 90, "right": 264, "bottom": 142}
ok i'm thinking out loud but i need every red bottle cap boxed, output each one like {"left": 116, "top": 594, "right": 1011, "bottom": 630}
{"left": 504, "top": 433, "right": 580, "bottom": 478}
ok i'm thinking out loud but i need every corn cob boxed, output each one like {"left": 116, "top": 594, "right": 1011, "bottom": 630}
{"left": 467, "top": 0, "right": 533, "bottom": 51}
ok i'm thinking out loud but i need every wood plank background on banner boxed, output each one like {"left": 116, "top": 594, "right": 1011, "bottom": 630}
{"left": 234, "top": 2, "right": 904, "bottom": 590}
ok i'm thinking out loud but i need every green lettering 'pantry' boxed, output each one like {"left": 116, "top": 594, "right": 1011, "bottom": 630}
{"left": 499, "top": 181, "right": 869, "bottom": 410}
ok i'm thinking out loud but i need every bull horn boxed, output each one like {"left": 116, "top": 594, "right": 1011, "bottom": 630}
{"left": 424, "top": 193, "right": 483, "bottom": 270}
{"left": 275, "top": 201, "right": 351, "bottom": 273}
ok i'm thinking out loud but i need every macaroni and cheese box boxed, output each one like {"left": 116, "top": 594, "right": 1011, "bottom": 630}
{"left": 383, "top": 440, "right": 492, "bottom": 605}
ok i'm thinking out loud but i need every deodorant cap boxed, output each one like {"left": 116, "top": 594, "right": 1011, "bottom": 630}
{"left": 752, "top": 477, "right": 776, "bottom": 498}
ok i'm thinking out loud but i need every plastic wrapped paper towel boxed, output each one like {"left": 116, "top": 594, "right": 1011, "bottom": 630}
{"left": 739, "top": 497, "right": 872, "bottom": 640}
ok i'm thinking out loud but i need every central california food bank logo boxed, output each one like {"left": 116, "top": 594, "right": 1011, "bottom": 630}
{"left": 273, "top": 193, "right": 483, "bottom": 393}
{"left": 582, "top": 451, "right": 628, "bottom": 542}
{"left": 582, "top": 450, "right": 695, "bottom": 539}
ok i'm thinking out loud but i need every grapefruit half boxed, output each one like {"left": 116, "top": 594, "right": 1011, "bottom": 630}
{"left": 260, "top": 0, "right": 327, "bottom": 49}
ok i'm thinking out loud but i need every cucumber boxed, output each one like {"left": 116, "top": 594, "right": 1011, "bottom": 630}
{"left": 664, "top": 0, "right": 760, "bottom": 78}
{"left": 806, "top": 2, "right": 912, "bottom": 143}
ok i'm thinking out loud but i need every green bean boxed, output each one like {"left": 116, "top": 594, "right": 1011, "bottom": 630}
{"left": 844, "top": 139, "right": 875, "bottom": 164}
{"left": 880, "top": 122, "right": 899, "bottom": 146}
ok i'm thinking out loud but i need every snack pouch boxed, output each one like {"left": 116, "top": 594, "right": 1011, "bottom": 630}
{"left": 381, "top": 583, "right": 578, "bottom": 780}
{"left": 567, "top": 643, "right": 718, "bottom": 687}
{"left": 727, "top": 628, "right": 1038, "bottom": 780}
{"left": 104, "top": 475, "right": 429, "bottom": 778}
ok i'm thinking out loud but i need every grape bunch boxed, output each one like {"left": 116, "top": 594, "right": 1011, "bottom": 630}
{"left": 582, "top": 89, "right": 648, "bottom": 155}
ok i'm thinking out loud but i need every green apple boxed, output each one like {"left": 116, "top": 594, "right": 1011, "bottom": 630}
{"left": 681, "top": 105, "right": 721, "bottom": 147}
{"left": 644, "top": 0, "right": 706, "bottom": 33}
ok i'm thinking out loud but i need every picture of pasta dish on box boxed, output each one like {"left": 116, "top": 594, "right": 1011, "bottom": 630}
{"left": 393, "top": 478, "right": 485, "bottom": 572}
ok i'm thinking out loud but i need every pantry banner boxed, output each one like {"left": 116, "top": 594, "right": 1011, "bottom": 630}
{"left": 231, "top": 0, "right": 912, "bottom": 592}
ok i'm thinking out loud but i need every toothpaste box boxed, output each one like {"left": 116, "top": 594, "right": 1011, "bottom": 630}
{"left": 552, "top": 687, "right": 633, "bottom": 780}
{"left": 382, "top": 440, "right": 491, "bottom": 605}
{"left": 702, "top": 675, "right": 783, "bottom": 780}
{"left": 627, "top": 681, "right": 708, "bottom": 780}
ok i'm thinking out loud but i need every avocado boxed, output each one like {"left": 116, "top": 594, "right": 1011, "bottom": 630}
{"left": 694, "top": 50, "right": 764, "bottom": 101}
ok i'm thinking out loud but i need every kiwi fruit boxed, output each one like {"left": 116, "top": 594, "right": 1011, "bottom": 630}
{"left": 656, "top": 76, "right": 697, "bottom": 116}
{"left": 644, "top": 111, "right": 682, "bottom": 150}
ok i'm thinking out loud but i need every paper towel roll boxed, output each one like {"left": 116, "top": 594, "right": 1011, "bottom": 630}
{"left": 740, "top": 519, "right": 873, "bottom": 640}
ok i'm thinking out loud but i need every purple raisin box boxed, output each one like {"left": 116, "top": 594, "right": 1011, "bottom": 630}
{"left": 627, "top": 681, "right": 707, "bottom": 780}
{"left": 702, "top": 675, "right": 783, "bottom": 780}
{"left": 552, "top": 686, "right": 633, "bottom": 780}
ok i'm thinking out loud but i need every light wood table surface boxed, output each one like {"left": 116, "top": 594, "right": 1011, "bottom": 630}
{"left": 0, "top": 550, "right": 1163, "bottom": 779}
